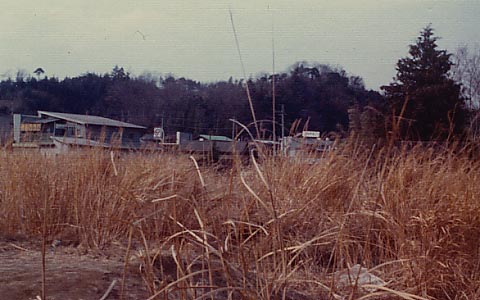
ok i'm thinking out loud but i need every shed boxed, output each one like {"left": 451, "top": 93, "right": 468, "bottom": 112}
{"left": 13, "top": 111, "right": 146, "bottom": 151}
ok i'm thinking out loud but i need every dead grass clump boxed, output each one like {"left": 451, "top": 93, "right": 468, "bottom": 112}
{"left": 1, "top": 143, "right": 480, "bottom": 299}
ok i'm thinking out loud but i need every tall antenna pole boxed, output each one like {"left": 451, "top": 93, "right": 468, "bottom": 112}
{"left": 281, "top": 104, "right": 285, "bottom": 141}
{"left": 231, "top": 116, "right": 236, "bottom": 140}
{"left": 271, "top": 5, "right": 277, "bottom": 154}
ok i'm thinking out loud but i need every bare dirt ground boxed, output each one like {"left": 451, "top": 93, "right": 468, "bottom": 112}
{"left": 0, "top": 238, "right": 149, "bottom": 300}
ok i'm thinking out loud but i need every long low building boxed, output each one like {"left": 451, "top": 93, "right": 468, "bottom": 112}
{"left": 13, "top": 111, "right": 146, "bottom": 153}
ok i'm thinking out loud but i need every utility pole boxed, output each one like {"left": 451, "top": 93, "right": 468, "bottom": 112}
{"left": 281, "top": 104, "right": 285, "bottom": 141}
{"left": 274, "top": 104, "right": 286, "bottom": 155}
{"left": 271, "top": 7, "right": 276, "bottom": 151}
{"left": 231, "top": 116, "right": 236, "bottom": 140}
{"left": 281, "top": 105, "right": 285, "bottom": 155}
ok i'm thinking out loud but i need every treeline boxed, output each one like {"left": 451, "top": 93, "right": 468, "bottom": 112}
{"left": 2, "top": 26, "right": 479, "bottom": 142}
{"left": 0, "top": 64, "right": 382, "bottom": 138}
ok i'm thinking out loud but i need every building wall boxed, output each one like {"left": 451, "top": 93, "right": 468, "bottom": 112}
{"left": 85, "top": 125, "right": 143, "bottom": 147}
{"left": 13, "top": 114, "right": 55, "bottom": 145}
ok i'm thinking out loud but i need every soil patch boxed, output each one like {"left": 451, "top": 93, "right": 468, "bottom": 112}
{"left": 0, "top": 240, "right": 148, "bottom": 300}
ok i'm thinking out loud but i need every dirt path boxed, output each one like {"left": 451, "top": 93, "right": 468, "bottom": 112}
{"left": 0, "top": 241, "right": 149, "bottom": 300}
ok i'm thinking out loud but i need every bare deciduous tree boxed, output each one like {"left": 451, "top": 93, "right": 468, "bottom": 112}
{"left": 452, "top": 45, "right": 480, "bottom": 108}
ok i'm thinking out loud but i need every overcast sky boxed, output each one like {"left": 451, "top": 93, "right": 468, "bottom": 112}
{"left": 1, "top": 0, "right": 479, "bottom": 90}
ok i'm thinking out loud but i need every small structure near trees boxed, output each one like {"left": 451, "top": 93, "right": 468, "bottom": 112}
{"left": 12, "top": 111, "right": 146, "bottom": 154}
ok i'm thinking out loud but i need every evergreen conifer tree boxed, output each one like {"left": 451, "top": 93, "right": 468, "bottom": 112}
{"left": 382, "top": 26, "right": 466, "bottom": 140}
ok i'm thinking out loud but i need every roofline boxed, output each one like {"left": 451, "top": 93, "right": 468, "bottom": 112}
{"left": 199, "top": 134, "right": 233, "bottom": 141}
{"left": 37, "top": 111, "right": 146, "bottom": 129}
{"left": 38, "top": 111, "right": 91, "bottom": 125}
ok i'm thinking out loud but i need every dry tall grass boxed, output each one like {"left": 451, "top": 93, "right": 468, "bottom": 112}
{"left": 0, "top": 143, "right": 479, "bottom": 299}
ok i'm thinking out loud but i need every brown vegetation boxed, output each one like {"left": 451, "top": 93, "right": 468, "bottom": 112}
{"left": 0, "top": 143, "right": 479, "bottom": 299}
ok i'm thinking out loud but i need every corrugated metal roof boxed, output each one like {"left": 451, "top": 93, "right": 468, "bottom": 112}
{"left": 38, "top": 111, "right": 146, "bottom": 129}
{"left": 21, "top": 115, "right": 42, "bottom": 123}
{"left": 31, "top": 117, "right": 59, "bottom": 124}
{"left": 21, "top": 116, "right": 59, "bottom": 124}
{"left": 199, "top": 134, "right": 232, "bottom": 142}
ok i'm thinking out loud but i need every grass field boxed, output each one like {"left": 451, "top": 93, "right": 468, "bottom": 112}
{"left": 1, "top": 142, "right": 479, "bottom": 300}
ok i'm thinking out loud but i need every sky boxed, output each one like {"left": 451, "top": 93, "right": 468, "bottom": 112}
{"left": 0, "top": 0, "right": 479, "bottom": 90}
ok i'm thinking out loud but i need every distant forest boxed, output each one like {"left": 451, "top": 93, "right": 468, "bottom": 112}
{"left": 0, "top": 63, "right": 383, "bottom": 138}
{"left": 2, "top": 26, "right": 478, "bottom": 142}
